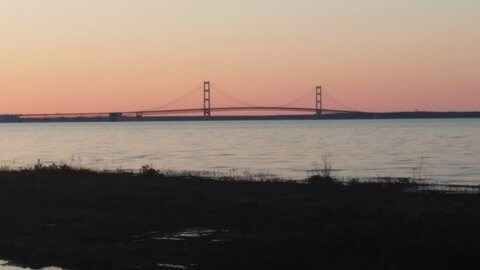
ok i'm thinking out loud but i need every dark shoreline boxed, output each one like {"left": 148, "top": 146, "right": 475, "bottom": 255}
{"left": 1, "top": 111, "right": 480, "bottom": 123}
{"left": 1, "top": 167, "right": 480, "bottom": 269}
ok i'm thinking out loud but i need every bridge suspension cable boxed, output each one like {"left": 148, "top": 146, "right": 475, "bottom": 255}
{"left": 141, "top": 81, "right": 358, "bottom": 115}
{"left": 210, "top": 83, "right": 261, "bottom": 107}
{"left": 275, "top": 87, "right": 316, "bottom": 107}
{"left": 143, "top": 83, "right": 203, "bottom": 111}
{"left": 323, "top": 88, "right": 357, "bottom": 112}
{"left": 211, "top": 83, "right": 318, "bottom": 108}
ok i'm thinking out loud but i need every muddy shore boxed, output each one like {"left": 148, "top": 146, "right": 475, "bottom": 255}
{"left": 1, "top": 167, "right": 479, "bottom": 269}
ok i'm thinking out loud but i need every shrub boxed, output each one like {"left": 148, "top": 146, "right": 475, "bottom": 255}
{"left": 140, "top": 164, "right": 159, "bottom": 176}
{"left": 307, "top": 153, "right": 336, "bottom": 184}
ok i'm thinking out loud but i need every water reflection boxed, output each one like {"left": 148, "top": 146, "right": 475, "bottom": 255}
{"left": 156, "top": 264, "right": 190, "bottom": 270}
{"left": 0, "top": 260, "right": 63, "bottom": 270}
{"left": 0, "top": 119, "right": 479, "bottom": 184}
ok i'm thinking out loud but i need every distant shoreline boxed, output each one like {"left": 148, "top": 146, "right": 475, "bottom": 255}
{"left": 1, "top": 111, "right": 480, "bottom": 123}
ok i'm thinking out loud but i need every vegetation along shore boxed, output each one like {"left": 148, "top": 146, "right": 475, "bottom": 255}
{"left": 1, "top": 163, "right": 480, "bottom": 269}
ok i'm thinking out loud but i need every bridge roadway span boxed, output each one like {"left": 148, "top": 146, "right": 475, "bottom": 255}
{"left": 17, "top": 106, "right": 358, "bottom": 118}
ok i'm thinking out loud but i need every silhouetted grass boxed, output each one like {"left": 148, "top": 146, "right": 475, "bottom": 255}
{"left": 0, "top": 164, "right": 479, "bottom": 269}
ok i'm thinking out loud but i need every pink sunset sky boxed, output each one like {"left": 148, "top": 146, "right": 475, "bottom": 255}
{"left": 0, "top": 0, "right": 479, "bottom": 114}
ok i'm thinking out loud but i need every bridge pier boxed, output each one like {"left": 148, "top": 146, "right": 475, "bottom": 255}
{"left": 316, "top": 86, "right": 322, "bottom": 115}
{"left": 204, "top": 81, "right": 211, "bottom": 117}
{"left": 109, "top": 112, "right": 123, "bottom": 121}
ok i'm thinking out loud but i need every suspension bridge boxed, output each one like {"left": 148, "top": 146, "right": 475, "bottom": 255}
{"left": 3, "top": 82, "right": 362, "bottom": 122}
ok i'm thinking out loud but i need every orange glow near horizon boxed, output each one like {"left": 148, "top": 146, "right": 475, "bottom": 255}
{"left": 0, "top": 1, "right": 479, "bottom": 114}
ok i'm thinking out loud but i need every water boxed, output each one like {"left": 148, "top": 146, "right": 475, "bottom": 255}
{"left": 0, "top": 119, "right": 479, "bottom": 185}
{"left": 0, "top": 260, "right": 62, "bottom": 270}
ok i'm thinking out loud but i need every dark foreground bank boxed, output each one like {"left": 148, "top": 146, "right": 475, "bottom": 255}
{"left": 1, "top": 166, "right": 480, "bottom": 270}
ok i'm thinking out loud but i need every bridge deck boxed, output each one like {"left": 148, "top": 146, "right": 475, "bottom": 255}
{"left": 17, "top": 107, "right": 357, "bottom": 118}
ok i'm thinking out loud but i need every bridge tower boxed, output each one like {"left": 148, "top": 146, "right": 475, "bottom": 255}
{"left": 316, "top": 86, "right": 322, "bottom": 115}
{"left": 204, "top": 81, "right": 211, "bottom": 117}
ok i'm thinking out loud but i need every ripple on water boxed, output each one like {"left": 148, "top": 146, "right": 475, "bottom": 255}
{"left": 156, "top": 263, "right": 192, "bottom": 269}
{"left": 0, "top": 119, "right": 479, "bottom": 184}
{"left": 0, "top": 260, "right": 64, "bottom": 270}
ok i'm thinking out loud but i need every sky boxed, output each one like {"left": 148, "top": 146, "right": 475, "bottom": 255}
{"left": 0, "top": 0, "right": 479, "bottom": 114}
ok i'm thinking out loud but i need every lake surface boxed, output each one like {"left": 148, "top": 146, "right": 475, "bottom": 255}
{"left": 0, "top": 260, "right": 62, "bottom": 270}
{"left": 0, "top": 119, "right": 479, "bottom": 185}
